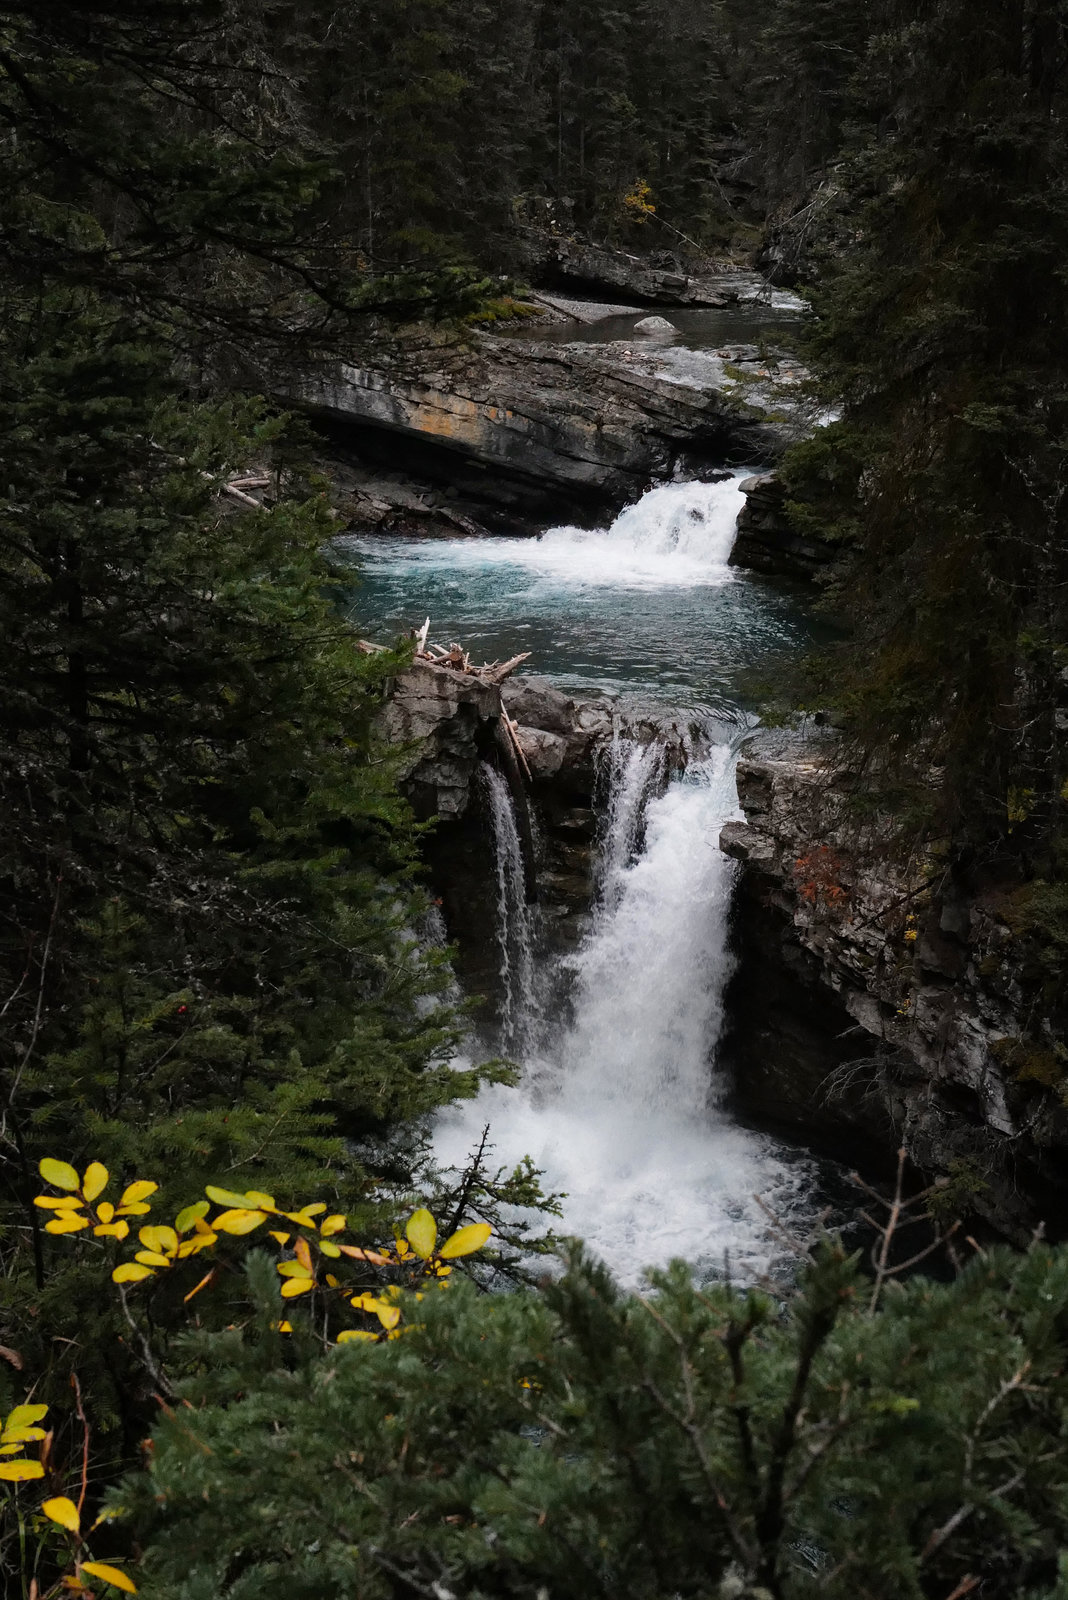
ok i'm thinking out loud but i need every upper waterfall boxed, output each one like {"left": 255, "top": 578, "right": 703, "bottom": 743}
{"left": 529, "top": 474, "right": 748, "bottom": 587}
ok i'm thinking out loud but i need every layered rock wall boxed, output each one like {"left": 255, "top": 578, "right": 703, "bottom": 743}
{"left": 722, "top": 750, "right": 1068, "bottom": 1239}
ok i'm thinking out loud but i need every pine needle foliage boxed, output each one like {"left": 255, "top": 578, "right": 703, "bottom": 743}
{"left": 781, "top": 0, "right": 1068, "bottom": 875}
{"left": 120, "top": 1237, "right": 1068, "bottom": 1600}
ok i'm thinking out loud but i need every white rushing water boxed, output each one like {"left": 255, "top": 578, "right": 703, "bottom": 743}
{"left": 351, "top": 474, "right": 748, "bottom": 594}
{"left": 481, "top": 764, "right": 541, "bottom": 1058}
{"left": 527, "top": 475, "right": 747, "bottom": 587}
{"left": 435, "top": 742, "right": 814, "bottom": 1287}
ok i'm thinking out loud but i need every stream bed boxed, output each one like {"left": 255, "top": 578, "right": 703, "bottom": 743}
{"left": 339, "top": 476, "right": 829, "bottom": 1284}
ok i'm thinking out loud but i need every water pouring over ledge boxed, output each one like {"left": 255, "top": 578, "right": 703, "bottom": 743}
{"left": 341, "top": 473, "right": 825, "bottom": 716}
{"left": 434, "top": 741, "right": 816, "bottom": 1288}
{"left": 343, "top": 475, "right": 823, "bottom": 1281}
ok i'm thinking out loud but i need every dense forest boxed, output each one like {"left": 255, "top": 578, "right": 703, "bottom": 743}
{"left": 2, "top": 1, "right": 1067, "bottom": 1597}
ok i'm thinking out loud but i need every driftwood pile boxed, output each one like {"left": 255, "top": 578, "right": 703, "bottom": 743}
{"left": 359, "top": 618, "right": 534, "bottom": 786}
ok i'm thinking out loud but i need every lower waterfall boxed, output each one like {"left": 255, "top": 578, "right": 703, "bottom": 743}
{"left": 435, "top": 738, "right": 814, "bottom": 1286}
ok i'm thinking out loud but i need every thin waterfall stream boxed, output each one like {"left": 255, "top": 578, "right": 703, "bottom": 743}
{"left": 344, "top": 474, "right": 825, "bottom": 1284}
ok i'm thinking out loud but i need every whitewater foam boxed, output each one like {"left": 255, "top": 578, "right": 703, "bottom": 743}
{"left": 435, "top": 745, "right": 814, "bottom": 1286}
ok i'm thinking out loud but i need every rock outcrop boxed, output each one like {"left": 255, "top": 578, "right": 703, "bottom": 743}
{"left": 730, "top": 472, "right": 836, "bottom": 580}
{"left": 300, "top": 328, "right": 802, "bottom": 528}
{"left": 513, "top": 228, "right": 741, "bottom": 307}
{"left": 376, "top": 662, "right": 698, "bottom": 1003}
{"left": 721, "top": 748, "right": 1068, "bottom": 1240}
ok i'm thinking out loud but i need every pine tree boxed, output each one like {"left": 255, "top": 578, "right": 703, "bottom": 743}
{"left": 119, "top": 1237, "right": 1068, "bottom": 1599}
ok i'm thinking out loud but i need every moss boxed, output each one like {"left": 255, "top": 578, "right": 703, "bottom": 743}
{"left": 991, "top": 1035, "right": 1067, "bottom": 1090}
{"left": 926, "top": 1157, "right": 989, "bottom": 1225}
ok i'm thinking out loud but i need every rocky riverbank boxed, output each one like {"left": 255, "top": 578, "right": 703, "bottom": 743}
{"left": 302, "top": 323, "right": 809, "bottom": 532}
{"left": 721, "top": 746, "right": 1068, "bottom": 1241}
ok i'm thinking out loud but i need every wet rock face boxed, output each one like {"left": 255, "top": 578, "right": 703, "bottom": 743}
{"left": 730, "top": 473, "right": 836, "bottom": 580}
{"left": 722, "top": 749, "right": 1068, "bottom": 1240}
{"left": 376, "top": 660, "right": 502, "bottom": 820}
{"left": 503, "top": 677, "right": 614, "bottom": 796}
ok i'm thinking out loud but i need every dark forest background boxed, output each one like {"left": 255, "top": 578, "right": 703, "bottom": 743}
{"left": 2, "top": 3, "right": 1068, "bottom": 1597}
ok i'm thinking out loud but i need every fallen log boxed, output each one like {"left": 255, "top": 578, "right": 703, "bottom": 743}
{"left": 482, "top": 651, "right": 532, "bottom": 686}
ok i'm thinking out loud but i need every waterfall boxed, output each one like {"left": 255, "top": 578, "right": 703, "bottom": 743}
{"left": 561, "top": 744, "right": 736, "bottom": 1113}
{"left": 532, "top": 475, "right": 748, "bottom": 587}
{"left": 481, "top": 762, "right": 540, "bottom": 1057}
{"left": 594, "top": 734, "right": 666, "bottom": 908}
{"left": 437, "top": 741, "right": 813, "bottom": 1285}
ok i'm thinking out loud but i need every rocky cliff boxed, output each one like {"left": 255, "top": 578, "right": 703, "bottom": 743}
{"left": 301, "top": 323, "right": 809, "bottom": 531}
{"left": 376, "top": 660, "right": 695, "bottom": 1007}
{"left": 721, "top": 747, "right": 1068, "bottom": 1241}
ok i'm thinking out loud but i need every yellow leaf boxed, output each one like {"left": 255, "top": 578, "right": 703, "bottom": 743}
{"left": 39, "top": 1159, "right": 80, "bottom": 1192}
{"left": 211, "top": 1209, "right": 268, "bottom": 1235}
{"left": 268, "top": 1230, "right": 290, "bottom": 1247}
{"left": 204, "top": 1185, "right": 255, "bottom": 1208}
{"left": 138, "top": 1226, "right": 177, "bottom": 1256}
{"left": 293, "top": 1237, "right": 313, "bottom": 1272}
{"left": 34, "top": 1195, "right": 84, "bottom": 1210}
{"left": 175, "top": 1202, "right": 209, "bottom": 1233}
{"left": 320, "top": 1214, "right": 346, "bottom": 1237}
{"left": 277, "top": 1260, "right": 311, "bottom": 1277}
{"left": 325, "top": 1274, "right": 340, "bottom": 1288}
{"left": 81, "top": 1163, "right": 109, "bottom": 1203}
{"left": 337, "top": 1330, "right": 377, "bottom": 1343}
{"left": 395, "top": 1239, "right": 411, "bottom": 1258}
{"left": 112, "top": 1264, "right": 155, "bottom": 1284}
{"left": 96, "top": 1202, "right": 115, "bottom": 1223}
{"left": 242, "top": 1190, "right": 276, "bottom": 1210}
{"left": 337, "top": 1245, "right": 390, "bottom": 1266}
{"left": 177, "top": 1234, "right": 215, "bottom": 1257}
{"left": 42, "top": 1496, "right": 80, "bottom": 1532}
{"left": 277, "top": 1320, "right": 293, "bottom": 1334}
{"left": 45, "top": 1214, "right": 89, "bottom": 1235}
{"left": 94, "top": 1222, "right": 130, "bottom": 1240}
{"left": 438, "top": 1223, "right": 492, "bottom": 1259}
{"left": 373, "top": 1303, "right": 402, "bottom": 1331}
{"left": 284, "top": 1203, "right": 327, "bottom": 1225}
{"left": 406, "top": 1208, "right": 437, "bottom": 1260}
{"left": 117, "top": 1181, "right": 158, "bottom": 1209}
{"left": 89, "top": 1506, "right": 125, "bottom": 1532}
{"left": 0, "top": 1459, "right": 44, "bottom": 1481}
{"left": 115, "top": 1204, "right": 152, "bottom": 1218}
{"left": 133, "top": 1251, "right": 171, "bottom": 1269}
{"left": 81, "top": 1562, "right": 137, "bottom": 1593}
{"left": 1, "top": 1427, "right": 46, "bottom": 1445}
{"left": 319, "top": 1239, "right": 341, "bottom": 1259}
{"left": 280, "top": 1277, "right": 314, "bottom": 1298}
{"left": 5, "top": 1405, "right": 48, "bottom": 1430}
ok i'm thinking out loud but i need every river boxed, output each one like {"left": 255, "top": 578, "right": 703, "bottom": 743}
{"left": 340, "top": 474, "right": 826, "bottom": 1285}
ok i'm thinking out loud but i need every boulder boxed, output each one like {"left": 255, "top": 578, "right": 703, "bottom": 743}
{"left": 633, "top": 315, "right": 676, "bottom": 335}
{"left": 376, "top": 661, "right": 501, "bottom": 819}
